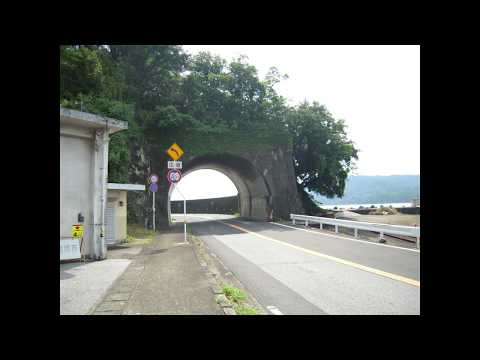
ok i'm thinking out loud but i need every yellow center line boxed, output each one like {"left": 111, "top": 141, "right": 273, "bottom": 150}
{"left": 221, "top": 221, "right": 420, "bottom": 288}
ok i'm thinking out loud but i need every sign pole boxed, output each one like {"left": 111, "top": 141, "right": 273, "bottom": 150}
{"left": 153, "top": 191, "right": 156, "bottom": 232}
{"left": 184, "top": 195, "right": 187, "bottom": 243}
{"left": 166, "top": 142, "right": 185, "bottom": 241}
{"left": 173, "top": 182, "right": 187, "bottom": 243}
{"left": 149, "top": 174, "right": 159, "bottom": 233}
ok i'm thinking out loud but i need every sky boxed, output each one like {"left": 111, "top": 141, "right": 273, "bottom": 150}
{"left": 171, "top": 45, "right": 420, "bottom": 201}
{"left": 171, "top": 169, "right": 238, "bottom": 200}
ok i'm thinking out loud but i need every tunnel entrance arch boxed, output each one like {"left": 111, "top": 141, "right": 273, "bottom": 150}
{"left": 167, "top": 154, "right": 272, "bottom": 224}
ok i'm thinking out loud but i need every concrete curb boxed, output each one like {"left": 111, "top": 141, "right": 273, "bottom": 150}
{"left": 189, "top": 235, "right": 236, "bottom": 315}
{"left": 189, "top": 232, "right": 266, "bottom": 315}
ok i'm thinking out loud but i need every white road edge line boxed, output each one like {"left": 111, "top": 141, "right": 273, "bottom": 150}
{"left": 266, "top": 306, "right": 283, "bottom": 315}
{"left": 270, "top": 222, "right": 420, "bottom": 253}
{"left": 178, "top": 216, "right": 418, "bottom": 253}
{"left": 180, "top": 215, "right": 216, "bottom": 220}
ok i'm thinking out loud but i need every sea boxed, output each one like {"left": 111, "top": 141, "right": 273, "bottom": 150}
{"left": 319, "top": 202, "right": 415, "bottom": 210}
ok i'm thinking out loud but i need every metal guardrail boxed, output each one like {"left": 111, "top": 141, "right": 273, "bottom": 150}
{"left": 290, "top": 214, "right": 420, "bottom": 249}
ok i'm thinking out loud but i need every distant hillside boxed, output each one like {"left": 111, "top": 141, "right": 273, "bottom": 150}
{"left": 309, "top": 175, "right": 420, "bottom": 205}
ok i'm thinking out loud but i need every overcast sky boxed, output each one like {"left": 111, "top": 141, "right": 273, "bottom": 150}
{"left": 171, "top": 45, "right": 419, "bottom": 201}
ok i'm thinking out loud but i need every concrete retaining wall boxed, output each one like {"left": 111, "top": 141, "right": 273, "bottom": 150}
{"left": 171, "top": 196, "right": 239, "bottom": 214}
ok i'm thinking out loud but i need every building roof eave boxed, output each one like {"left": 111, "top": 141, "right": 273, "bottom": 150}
{"left": 60, "top": 107, "right": 128, "bottom": 134}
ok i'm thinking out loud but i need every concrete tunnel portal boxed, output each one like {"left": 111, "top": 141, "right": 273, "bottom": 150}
{"left": 167, "top": 154, "right": 272, "bottom": 223}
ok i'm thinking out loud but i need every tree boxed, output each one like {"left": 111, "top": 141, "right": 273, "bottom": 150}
{"left": 178, "top": 53, "right": 288, "bottom": 133}
{"left": 108, "top": 45, "right": 188, "bottom": 113}
{"left": 60, "top": 46, "right": 105, "bottom": 101}
{"left": 286, "top": 101, "right": 358, "bottom": 208}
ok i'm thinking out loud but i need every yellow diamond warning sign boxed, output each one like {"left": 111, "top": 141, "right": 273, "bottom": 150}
{"left": 71, "top": 224, "right": 84, "bottom": 238}
{"left": 166, "top": 143, "right": 184, "bottom": 161}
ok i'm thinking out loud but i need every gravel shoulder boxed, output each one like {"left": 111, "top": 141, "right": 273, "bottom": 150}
{"left": 337, "top": 211, "right": 420, "bottom": 226}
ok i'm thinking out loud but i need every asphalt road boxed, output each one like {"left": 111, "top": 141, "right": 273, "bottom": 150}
{"left": 173, "top": 214, "right": 420, "bottom": 315}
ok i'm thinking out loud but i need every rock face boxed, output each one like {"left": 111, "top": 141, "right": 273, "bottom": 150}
{"left": 246, "top": 146, "right": 305, "bottom": 220}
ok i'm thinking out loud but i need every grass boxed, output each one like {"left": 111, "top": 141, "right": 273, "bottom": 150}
{"left": 222, "top": 284, "right": 260, "bottom": 315}
{"left": 234, "top": 304, "right": 259, "bottom": 315}
{"left": 123, "top": 224, "right": 156, "bottom": 245}
{"left": 222, "top": 285, "right": 247, "bottom": 303}
{"left": 127, "top": 224, "right": 156, "bottom": 237}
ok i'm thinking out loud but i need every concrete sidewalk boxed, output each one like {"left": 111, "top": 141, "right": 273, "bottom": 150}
{"left": 91, "top": 224, "right": 223, "bottom": 315}
{"left": 60, "top": 258, "right": 131, "bottom": 315}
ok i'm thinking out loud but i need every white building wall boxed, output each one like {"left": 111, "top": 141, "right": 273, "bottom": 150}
{"left": 60, "top": 134, "right": 94, "bottom": 256}
{"left": 60, "top": 107, "right": 128, "bottom": 260}
{"left": 106, "top": 190, "right": 128, "bottom": 244}
{"left": 60, "top": 125, "right": 110, "bottom": 259}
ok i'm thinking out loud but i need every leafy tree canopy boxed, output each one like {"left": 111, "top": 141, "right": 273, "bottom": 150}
{"left": 287, "top": 101, "right": 358, "bottom": 199}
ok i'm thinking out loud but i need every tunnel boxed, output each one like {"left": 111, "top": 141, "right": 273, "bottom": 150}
{"left": 167, "top": 154, "right": 272, "bottom": 223}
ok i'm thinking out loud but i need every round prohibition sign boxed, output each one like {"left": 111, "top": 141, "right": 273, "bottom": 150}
{"left": 149, "top": 174, "right": 159, "bottom": 184}
{"left": 167, "top": 169, "right": 182, "bottom": 184}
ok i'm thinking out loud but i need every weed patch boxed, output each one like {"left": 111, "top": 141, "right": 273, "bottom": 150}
{"left": 234, "top": 304, "right": 259, "bottom": 315}
{"left": 222, "top": 285, "right": 247, "bottom": 303}
{"left": 222, "top": 283, "right": 260, "bottom": 315}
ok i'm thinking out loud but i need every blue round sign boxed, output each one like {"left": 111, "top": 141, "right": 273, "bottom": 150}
{"left": 167, "top": 169, "right": 182, "bottom": 184}
{"left": 149, "top": 183, "right": 158, "bottom": 192}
